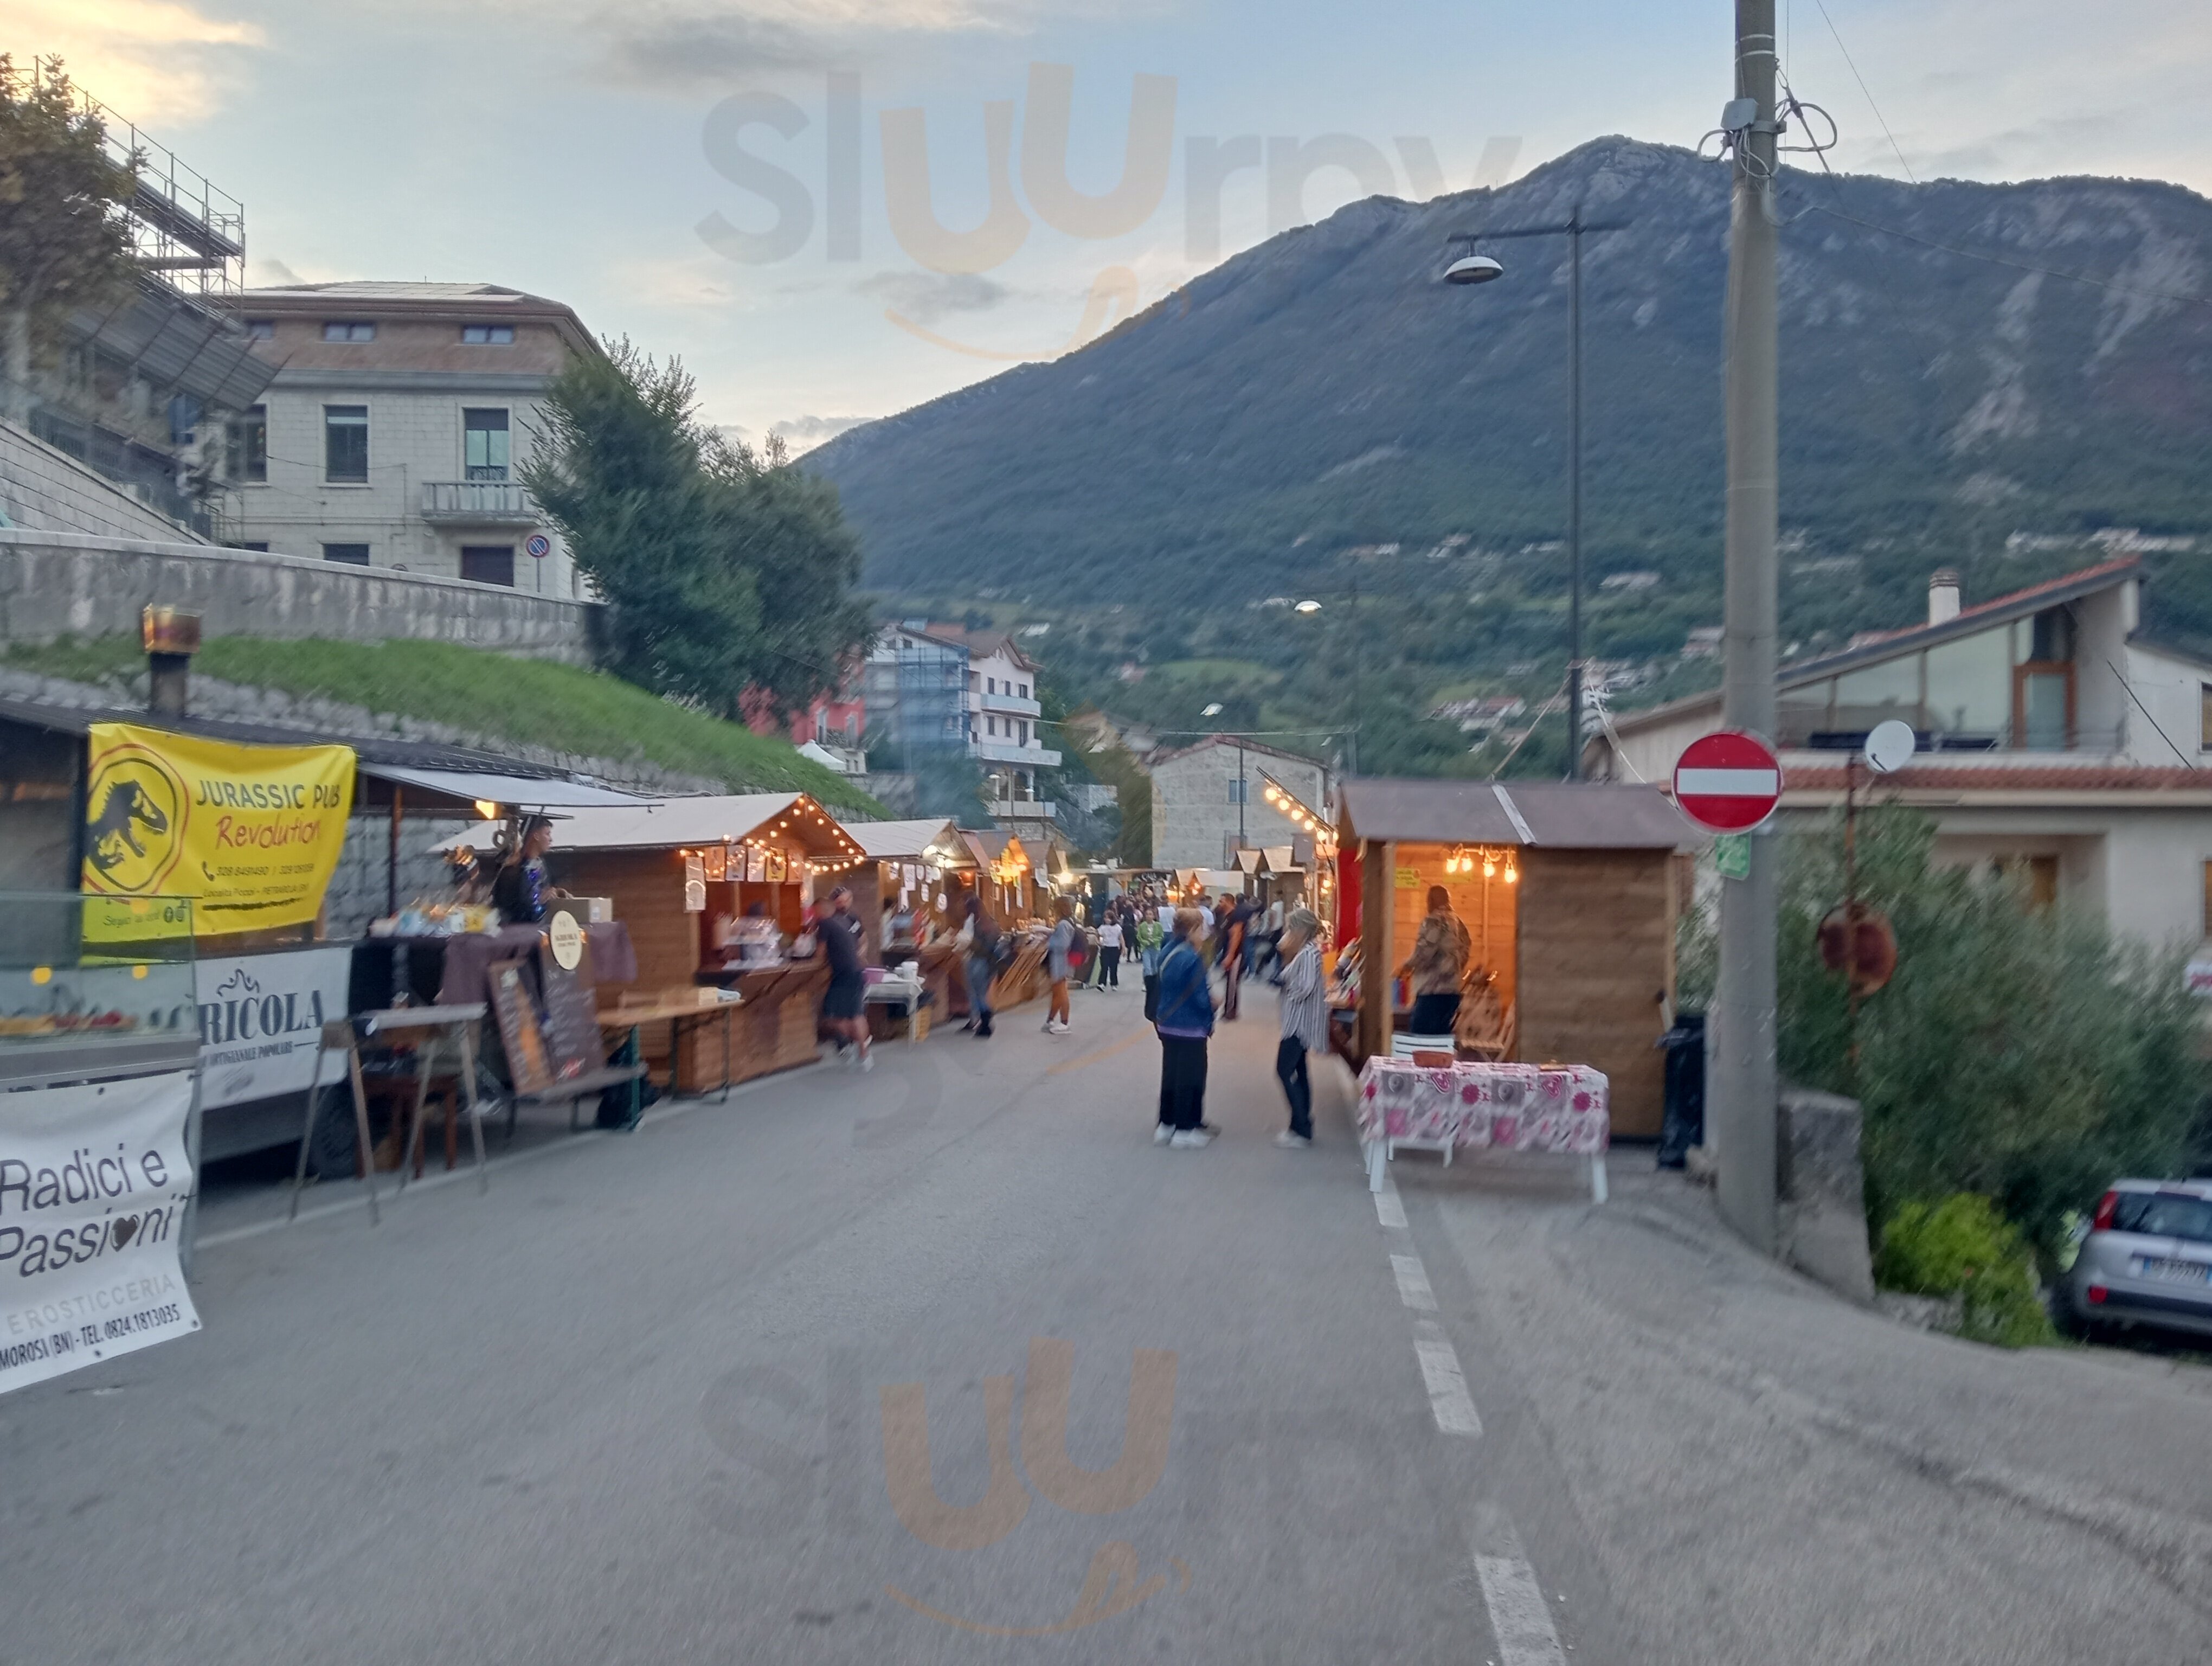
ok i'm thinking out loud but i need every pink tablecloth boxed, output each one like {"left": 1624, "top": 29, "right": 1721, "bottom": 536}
{"left": 1354, "top": 1059, "right": 1609, "bottom": 1155}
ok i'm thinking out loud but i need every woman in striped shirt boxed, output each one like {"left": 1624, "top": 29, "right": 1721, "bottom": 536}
{"left": 1274, "top": 908, "right": 1327, "bottom": 1148}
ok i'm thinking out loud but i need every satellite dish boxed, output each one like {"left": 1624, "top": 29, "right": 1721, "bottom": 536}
{"left": 1864, "top": 719, "right": 1916, "bottom": 774}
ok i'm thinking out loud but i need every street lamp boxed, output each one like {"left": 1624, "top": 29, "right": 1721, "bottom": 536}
{"left": 1443, "top": 206, "right": 1624, "bottom": 780}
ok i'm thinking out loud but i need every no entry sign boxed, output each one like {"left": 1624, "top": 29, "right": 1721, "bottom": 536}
{"left": 1673, "top": 730, "right": 1783, "bottom": 832}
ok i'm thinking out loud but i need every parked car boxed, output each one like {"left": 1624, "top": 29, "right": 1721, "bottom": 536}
{"left": 2064, "top": 1180, "right": 2212, "bottom": 1338}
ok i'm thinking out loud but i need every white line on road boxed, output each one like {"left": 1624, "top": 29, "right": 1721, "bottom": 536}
{"left": 1475, "top": 1554, "right": 1567, "bottom": 1665}
{"left": 1390, "top": 1253, "right": 1437, "bottom": 1311}
{"left": 1412, "top": 1323, "right": 1481, "bottom": 1436}
{"left": 1373, "top": 1187, "right": 1407, "bottom": 1230}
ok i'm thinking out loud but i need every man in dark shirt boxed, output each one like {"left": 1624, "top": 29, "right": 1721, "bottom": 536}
{"left": 820, "top": 883, "right": 871, "bottom": 1071}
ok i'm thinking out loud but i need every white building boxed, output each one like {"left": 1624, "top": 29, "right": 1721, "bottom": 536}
{"left": 1148, "top": 735, "right": 1330, "bottom": 872}
{"left": 211, "top": 282, "right": 596, "bottom": 595}
{"left": 1591, "top": 559, "right": 2212, "bottom": 949}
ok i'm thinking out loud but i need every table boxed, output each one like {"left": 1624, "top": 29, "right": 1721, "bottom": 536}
{"left": 864, "top": 976, "right": 929, "bottom": 1042}
{"left": 1354, "top": 1057, "right": 1610, "bottom": 1202}
{"left": 291, "top": 1004, "right": 490, "bottom": 1223}
{"left": 597, "top": 995, "right": 740, "bottom": 1118}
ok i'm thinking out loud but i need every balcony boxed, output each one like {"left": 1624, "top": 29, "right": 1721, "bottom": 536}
{"left": 421, "top": 480, "right": 538, "bottom": 525}
{"left": 988, "top": 796, "right": 1058, "bottom": 824}
{"left": 969, "top": 738, "right": 1061, "bottom": 767}
{"left": 977, "top": 688, "right": 1040, "bottom": 717}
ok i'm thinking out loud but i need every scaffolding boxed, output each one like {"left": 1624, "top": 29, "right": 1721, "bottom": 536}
{"left": 9, "top": 56, "right": 247, "bottom": 303}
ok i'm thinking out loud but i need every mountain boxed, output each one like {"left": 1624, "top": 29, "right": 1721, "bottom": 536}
{"left": 810, "top": 138, "right": 2212, "bottom": 665}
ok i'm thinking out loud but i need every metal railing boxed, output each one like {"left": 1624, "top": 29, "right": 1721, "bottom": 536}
{"left": 420, "top": 480, "right": 537, "bottom": 522}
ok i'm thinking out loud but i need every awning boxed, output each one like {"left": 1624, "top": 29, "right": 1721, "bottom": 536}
{"left": 435, "top": 792, "right": 867, "bottom": 866}
{"left": 364, "top": 765, "right": 659, "bottom": 817}
{"left": 848, "top": 817, "right": 973, "bottom": 864}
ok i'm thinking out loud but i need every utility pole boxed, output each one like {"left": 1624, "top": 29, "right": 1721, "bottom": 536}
{"left": 1566, "top": 208, "right": 1585, "bottom": 780}
{"left": 1714, "top": 0, "right": 1782, "bottom": 1252}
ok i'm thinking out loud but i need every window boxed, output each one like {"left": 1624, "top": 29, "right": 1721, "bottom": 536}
{"left": 987, "top": 677, "right": 997, "bottom": 694}
{"left": 461, "top": 323, "right": 515, "bottom": 344}
{"left": 1018, "top": 720, "right": 1029, "bottom": 743}
{"left": 245, "top": 319, "right": 275, "bottom": 339}
{"left": 987, "top": 716, "right": 998, "bottom": 736}
{"left": 1019, "top": 683, "right": 1029, "bottom": 699}
{"left": 461, "top": 545, "right": 515, "bottom": 586}
{"left": 226, "top": 405, "right": 266, "bottom": 483}
{"left": 2013, "top": 664, "right": 2074, "bottom": 751}
{"left": 324, "top": 406, "right": 369, "bottom": 482}
{"left": 322, "top": 321, "right": 376, "bottom": 342}
{"left": 1229, "top": 778, "right": 1249, "bottom": 805}
{"left": 2201, "top": 684, "right": 2212, "bottom": 752}
{"left": 223, "top": 541, "right": 269, "bottom": 552}
{"left": 462, "top": 408, "right": 510, "bottom": 481}
{"left": 323, "top": 543, "right": 370, "bottom": 565}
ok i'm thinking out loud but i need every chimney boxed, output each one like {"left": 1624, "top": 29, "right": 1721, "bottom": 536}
{"left": 1927, "top": 569, "right": 1962, "bottom": 627}
{"left": 142, "top": 606, "right": 201, "bottom": 718}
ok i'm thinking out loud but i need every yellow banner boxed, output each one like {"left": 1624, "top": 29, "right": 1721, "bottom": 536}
{"left": 82, "top": 724, "right": 354, "bottom": 935}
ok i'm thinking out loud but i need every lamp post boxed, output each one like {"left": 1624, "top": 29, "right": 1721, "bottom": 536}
{"left": 1293, "top": 576, "right": 1360, "bottom": 774}
{"left": 1444, "top": 207, "right": 1624, "bottom": 780}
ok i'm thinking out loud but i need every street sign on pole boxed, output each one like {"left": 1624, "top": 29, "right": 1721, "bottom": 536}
{"left": 525, "top": 534, "right": 551, "bottom": 560}
{"left": 1674, "top": 730, "right": 1782, "bottom": 833}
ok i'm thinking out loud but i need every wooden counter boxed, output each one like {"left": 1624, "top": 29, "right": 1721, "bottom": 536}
{"left": 681, "top": 960, "right": 828, "bottom": 1089}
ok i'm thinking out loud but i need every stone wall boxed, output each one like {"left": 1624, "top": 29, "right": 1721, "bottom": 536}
{"left": 0, "top": 419, "right": 207, "bottom": 543}
{"left": 0, "top": 528, "right": 597, "bottom": 662}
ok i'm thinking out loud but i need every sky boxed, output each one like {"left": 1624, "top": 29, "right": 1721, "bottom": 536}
{"left": 23, "top": 0, "right": 2212, "bottom": 448}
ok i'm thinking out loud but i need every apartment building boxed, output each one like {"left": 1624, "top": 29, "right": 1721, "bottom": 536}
{"left": 1591, "top": 559, "right": 2212, "bottom": 949}
{"left": 211, "top": 283, "right": 597, "bottom": 593}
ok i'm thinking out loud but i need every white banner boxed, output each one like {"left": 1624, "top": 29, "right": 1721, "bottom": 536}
{"left": 195, "top": 946, "right": 351, "bottom": 1111}
{"left": 1, "top": 1069, "right": 201, "bottom": 1395}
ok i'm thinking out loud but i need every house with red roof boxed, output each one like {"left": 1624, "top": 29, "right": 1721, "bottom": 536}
{"left": 1590, "top": 559, "right": 2212, "bottom": 947}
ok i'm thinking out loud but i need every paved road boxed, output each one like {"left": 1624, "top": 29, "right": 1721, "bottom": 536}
{"left": 5, "top": 982, "right": 2211, "bottom": 1663}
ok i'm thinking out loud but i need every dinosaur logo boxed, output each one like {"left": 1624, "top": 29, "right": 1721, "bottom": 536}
{"left": 83, "top": 746, "right": 186, "bottom": 894}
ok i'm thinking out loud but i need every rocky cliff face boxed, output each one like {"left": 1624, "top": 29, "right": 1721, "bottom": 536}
{"left": 811, "top": 137, "right": 2212, "bottom": 651}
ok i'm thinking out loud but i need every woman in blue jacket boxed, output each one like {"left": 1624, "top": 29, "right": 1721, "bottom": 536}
{"left": 1152, "top": 907, "right": 1218, "bottom": 1148}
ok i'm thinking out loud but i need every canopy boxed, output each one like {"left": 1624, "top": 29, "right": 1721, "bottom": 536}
{"left": 1338, "top": 779, "right": 1693, "bottom": 850}
{"left": 439, "top": 792, "right": 867, "bottom": 864}
{"left": 364, "top": 765, "right": 657, "bottom": 817}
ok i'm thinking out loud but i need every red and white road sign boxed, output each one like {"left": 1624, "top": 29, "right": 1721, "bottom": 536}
{"left": 1673, "top": 730, "right": 1783, "bottom": 832}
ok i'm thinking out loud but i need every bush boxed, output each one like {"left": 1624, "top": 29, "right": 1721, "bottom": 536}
{"left": 1680, "top": 806, "right": 2208, "bottom": 1266}
{"left": 1875, "top": 1194, "right": 2056, "bottom": 1348}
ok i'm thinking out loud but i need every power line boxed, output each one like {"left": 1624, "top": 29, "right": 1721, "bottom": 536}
{"left": 1810, "top": 0, "right": 1915, "bottom": 182}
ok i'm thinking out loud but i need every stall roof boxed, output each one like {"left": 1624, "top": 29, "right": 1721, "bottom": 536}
{"left": 368, "top": 765, "right": 656, "bottom": 815}
{"left": 848, "top": 817, "right": 973, "bottom": 864}
{"left": 962, "top": 828, "right": 1030, "bottom": 870}
{"left": 1339, "top": 778, "right": 1693, "bottom": 850}
{"left": 439, "top": 792, "right": 867, "bottom": 861}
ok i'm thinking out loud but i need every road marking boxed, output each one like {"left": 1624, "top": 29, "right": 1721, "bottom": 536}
{"left": 1412, "top": 1323, "right": 1481, "bottom": 1436}
{"left": 1373, "top": 1188, "right": 1407, "bottom": 1229}
{"left": 1475, "top": 1554, "right": 1567, "bottom": 1665}
{"left": 1390, "top": 1253, "right": 1437, "bottom": 1311}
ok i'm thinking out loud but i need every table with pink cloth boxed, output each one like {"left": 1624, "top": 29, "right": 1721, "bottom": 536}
{"left": 1353, "top": 1057, "right": 1611, "bottom": 1201}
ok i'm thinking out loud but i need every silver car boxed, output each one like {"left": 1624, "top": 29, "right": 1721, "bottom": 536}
{"left": 2066, "top": 1180, "right": 2212, "bottom": 1339}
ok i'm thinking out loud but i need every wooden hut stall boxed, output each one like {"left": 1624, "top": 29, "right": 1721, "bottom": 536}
{"left": 962, "top": 829, "right": 1037, "bottom": 925}
{"left": 1336, "top": 779, "right": 1691, "bottom": 1138}
{"left": 459, "top": 794, "right": 870, "bottom": 1093}
{"left": 848, "top": 816, "right": 977, "bottom": 1019}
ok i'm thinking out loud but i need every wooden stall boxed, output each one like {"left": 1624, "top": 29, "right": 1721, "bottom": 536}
{"left": 847, "top": 816, "right": 978, "bottom": 1021}
{"left": 962, "top": 829, "right": 1037, "bottom": 925}
{"left": 454, "top": 794, "right": 869, "bottom": 1093}
{"left": 1337, "top": 779, "right": 1689, "bottom": 1138}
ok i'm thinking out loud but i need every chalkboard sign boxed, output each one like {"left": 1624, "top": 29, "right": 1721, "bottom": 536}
{"left": 487, "top": 957, "right": 552, "bottom": 1094}
{"left": 536, "top": 932, "right": 605, "bottom": 1082}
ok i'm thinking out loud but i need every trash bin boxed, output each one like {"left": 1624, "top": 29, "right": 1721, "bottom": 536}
{"left": 1655, "top": 1012, "right": 1705, "bottom": 1169}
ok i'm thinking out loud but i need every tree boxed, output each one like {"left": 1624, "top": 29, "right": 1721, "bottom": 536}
{"left": 0, "top": 59, "right": 137, "bottom": 419}
{"left": 524, "top": 339, "right": 873, "bottom": 721}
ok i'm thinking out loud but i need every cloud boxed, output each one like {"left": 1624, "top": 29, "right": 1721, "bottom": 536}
{"left": 592, "top": 0, "right": 1047, "bottom": 88}
{"left": 14, "top": 0, "right": 262, "bottom": 124}
{"left": 769, "top": 413, "right": 872, "bottom": 454}
{"left": 854, "top": 270, "right": 1011, "bottom": 323}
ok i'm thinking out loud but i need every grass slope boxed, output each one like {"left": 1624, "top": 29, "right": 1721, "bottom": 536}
{"left": 4, "top": 636, "right": 880, "bottom": 813}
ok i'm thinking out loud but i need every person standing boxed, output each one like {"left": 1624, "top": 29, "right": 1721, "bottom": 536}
{"left": 1399, "top": 885, "right": 1471, "bottom": 1036}
{"left": 1152, "top": 908, "right": 1217, "bottom": 1146}
{"left": 963, "top": 895, "right": 1000, "bottom": 1039}
{"left": 1136, "top": 906, "right": 1166, "bottom": 1020}
{"left": 1221, "top": 895, "right": 1254, "bottom": 1020}
{"left": 490, "top": 815, "right": 564, "bottom": 925}
{"left": 1095, "top": 911, "right": 1123, "bottom": 990}
{"left": 1272, "top": 908, "right": 1327, "bottom": 1147}
{"left": 1043, "top": 896, "right": 1076, "bottom": 1035}
{"left": 819, "top": 884, "right": 871, "bottom": 1071}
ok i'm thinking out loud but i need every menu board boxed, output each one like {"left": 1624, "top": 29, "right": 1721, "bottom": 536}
{"left": 536, "top": 932, "right": 605, "bottom": 1082}
{"left": 764, "top": 848, "right": 788, "bottom": 883}
{"left": 487, "top": 957, "right": 552, "bottom": 1094}
{"left": 745, "top": 845, "right": 767, "bottom": 883}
